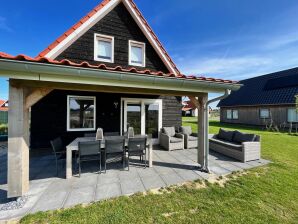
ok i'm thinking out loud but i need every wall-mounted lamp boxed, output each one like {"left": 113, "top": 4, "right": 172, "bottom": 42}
{"left": 114, "top": 102, "right": 119, "bottom": 109}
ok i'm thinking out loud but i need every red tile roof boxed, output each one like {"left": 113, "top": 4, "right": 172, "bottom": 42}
{"left": 0, "top": 52, "right": 238, "bottom": 84}
{"left": 36, "top": 0, "right": 180, "bottom": 75}
{"left": 0, "top": 100, "right": 8, "bottom": 111}
{"left": 0, "top": 100, "right": 6, "bottom": 107}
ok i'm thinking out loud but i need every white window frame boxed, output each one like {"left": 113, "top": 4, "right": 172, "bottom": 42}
{"left": 120, "top": 98, "right": 162, "bottom": 142}
{"left": 128, "top": 40, "right": 146, "bottom": 67}
{"left": 67, "top": 95, "right": 96, "bottom": 132}
{"left": 260, "top": 108, "right": 270, "bottom": 119}
{"left": 287, "top": 108, "right": 298, "bottom": 123}
{"left": 94, "top": 33, "right": 114, "bottom": 63}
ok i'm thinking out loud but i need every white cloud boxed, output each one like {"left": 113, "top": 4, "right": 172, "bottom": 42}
{"left": 0, "top": 16, "right": 12, "bottom": 32}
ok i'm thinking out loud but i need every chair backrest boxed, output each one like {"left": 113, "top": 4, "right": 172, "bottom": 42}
{"left": 50, "top": 137, "right": 64, "bottom": 153}
{"left": 180, "top": 126, "right": 192, "bottom": 136}
{"left": 104, "top": 132, "right": 120, "bottom": 137}
{"left": 96, "top": 128, "right": 104, "bottom": 140}
{"left": 105, "top": 137, "right": 125, "bottom": 153}
{"left": 128, "top": 136, "right": 147, "bottom": 152}
{"left": 128, "top": 127, "right": 134, "bottom": 138}
{"left": 162, "top": 127, "right": 175, "bottom": 137}
{"left": 79, "top": 141, "right": 101, "bottom": 157}
{"left": 84, "top": 133, "right": 96, "bottom": 137}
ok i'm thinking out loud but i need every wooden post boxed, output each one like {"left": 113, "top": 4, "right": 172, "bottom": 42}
{"left": 189, "top": 94, "right": 208, "bottom": 170}
{"left": 8, "top": 81, "right": 30, "bottom": 198}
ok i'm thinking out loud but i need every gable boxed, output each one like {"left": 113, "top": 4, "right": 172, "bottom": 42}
{"left": 56, "top": 3, "right": 169, "bottom": 73}
{"left": 38, "top": 0, "right": 180, "bottom": 75}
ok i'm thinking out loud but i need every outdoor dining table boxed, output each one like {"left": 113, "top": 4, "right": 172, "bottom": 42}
{"left": 66, "top": 136, "right": 153, "bottom": 179}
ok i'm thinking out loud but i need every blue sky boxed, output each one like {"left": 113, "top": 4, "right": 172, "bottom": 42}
{"left": 1, "top": 0, "right": 298, "bottom": 105}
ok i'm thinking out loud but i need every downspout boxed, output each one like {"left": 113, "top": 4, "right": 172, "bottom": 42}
{"left": 202, "top": 89, "right": 231, "bottom": 172}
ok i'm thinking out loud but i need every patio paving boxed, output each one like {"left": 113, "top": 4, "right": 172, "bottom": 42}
{"left": 0, "top": 142, "right": 270, "bottom": 221}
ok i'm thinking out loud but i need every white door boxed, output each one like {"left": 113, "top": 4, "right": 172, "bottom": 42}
{"left": 122, "top": 98, "right": 162, "bottom": 142}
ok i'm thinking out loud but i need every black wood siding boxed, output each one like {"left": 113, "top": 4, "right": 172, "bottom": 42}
{"left": 30, "top": 90, "right": 181, "bottom": 149}
{"left": 56, "top": 3, "right": 169, "bottom": 73}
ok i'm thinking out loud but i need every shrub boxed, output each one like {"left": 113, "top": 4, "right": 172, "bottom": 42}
{"left": 0, "top": 124, "right": 8, "bottom": 135}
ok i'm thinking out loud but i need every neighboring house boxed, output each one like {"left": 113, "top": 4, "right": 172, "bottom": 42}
{"left": 218, "top": 68, "right": 298, "bottom": 127}
{"left": 182, "top": 100, "right": 198, "bottom": 117}
{"left": 0, "top": 0, "right": 240, "bottom": 197}
{"left": 0, "top": 100, "right": 8, "bottom": 124}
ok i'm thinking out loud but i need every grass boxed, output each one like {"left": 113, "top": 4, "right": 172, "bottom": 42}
{"left": 21, "top": 119, "right": 298, "bottom": 224}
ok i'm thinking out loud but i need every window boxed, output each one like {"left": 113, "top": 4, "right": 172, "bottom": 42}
{"left": 227, "top": 110, "right": 232, "bottom": 119}
{"left": 232, "top": 110, "right": 239, "bottom": 119}
{"left": 94, "top": 34, "right": 114, "bottom": 63}
{"left": 260, "top": 109, "right": 270, "bottom": 119}
{"left": 67, "top": 96, "right": 96, "bottom": 131}
{"left": 129, "top": 40, "right": 145, "bottom": 67}
{"left": 287, "top": 108, "right": 298, "bottom": 123}
{"left": 227, "top": 109, "right": 238, "bottom": 120}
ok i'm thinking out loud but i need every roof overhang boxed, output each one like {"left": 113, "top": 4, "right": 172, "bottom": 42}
{"left": 0, "top": 59, "right": 241, "bottom": 94}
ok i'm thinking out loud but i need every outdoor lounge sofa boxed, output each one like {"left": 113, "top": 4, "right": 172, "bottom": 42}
{"left": 160, "top": 127, "right": 184, "bottom": 151}
{"left": 179, "top": 126, "right": 198, "bottom": 149}
{"left": 209, "top": 128, "right": 261, "bottom": 162}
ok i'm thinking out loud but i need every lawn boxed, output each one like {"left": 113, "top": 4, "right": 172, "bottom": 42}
{"left": 21, "top": 119, "right": 298, "bottom": 224}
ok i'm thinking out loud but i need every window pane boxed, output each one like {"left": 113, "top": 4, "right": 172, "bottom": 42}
{"left": 145, "top": 104, "right": 159, "bottom": 138}
{"left": 288, "top": 108, "right": 298, "bottom": 122}
{"left": 260, "top": 109, "right": 269, "bottom": 118}
{"left": 69, "top": 97, "right": 95, "bottom": 130}
{"left": 131, "top": 46, "right": 143, "bottom": 65}
{"left": 227, "top": 110, "right": 232, "bottom": 119}
{"left": 232, "top": 110, "right": 238, "bottom": 119}
{"left": 97, "top": 40, "right": 112, "bottom": 60}
{"left": 127, "top": 104, "right": 141, "bottom": 135}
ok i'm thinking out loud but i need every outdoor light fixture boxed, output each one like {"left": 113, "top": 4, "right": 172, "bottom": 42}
{"left": 114, "top": 102, "right": 119, "bottom": 109}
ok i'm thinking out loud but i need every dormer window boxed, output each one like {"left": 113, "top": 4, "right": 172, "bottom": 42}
{"left": 129, "top": 40, "right": 145, "bottom": 67}
{"left": 94, "top": 34, "right": 114, "bottom": 63}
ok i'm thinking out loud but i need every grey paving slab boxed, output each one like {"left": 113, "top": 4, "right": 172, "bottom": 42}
{"left": 72, "top": 174, "right": 98, "bottom": 189}
{"left": 120, "top": 178, "right": 145, "bottom": 195}
{"left": 160, "top": 172, "right": 184, "bottom": 186}
{"left": 95, "top": 182, "right": 122, "bottom": 201}
{"left": 141, "top": 175, "right": 166, "bottom": 190}
{"left": 136, "top": 167, "right": 158, "bottom": 177}
{"left": 30, "top": 190, "right": 69, "bottom": 213}
{"left": 64, "top": 186, "right": 95, "bottom": 208}
{"left": 175, "top": 169, "right": 202, "bottom": 182}
{"left": 208, "top": 163, "right": 231, "bottom": 176}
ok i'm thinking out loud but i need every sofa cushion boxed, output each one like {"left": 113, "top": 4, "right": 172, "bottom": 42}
{"left": 210, "top": 137, "right": 242, "bottom": 151}
{"left": 180, "top": 126, "right": 192, "bottom": 135}
{"left": 188, "top": 136, "right": 198, "bottom": 141}
{"left": 170, "top": 137, "right": 183, "bottom": 143}
{"left": 233, "top": 131, "right": 256, "bottom": 143}
{"left": 217, "top": 128, "right": 234, "bottom": 142}
{"left": 163, "top": 127, "right": 175, "bottom": 137}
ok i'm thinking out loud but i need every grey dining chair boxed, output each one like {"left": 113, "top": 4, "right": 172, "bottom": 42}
{"left": 104, "top": 137, "right": 126, "bottom": 172}
{"left": 50, "top": 137, "right": 66, "bottom": 176}
{"left": 127, "top": 136, "right": 147, "bottom": 170}
{"left": 78, "top": 141, "right": 102, "bottom": 177}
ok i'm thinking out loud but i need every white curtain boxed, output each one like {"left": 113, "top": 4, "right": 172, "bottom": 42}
{"left": 131, "top": 46, "right": 142, "bottom": 64}
{"left": 98, "top": 40, "right": 112, "bottom": 59}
